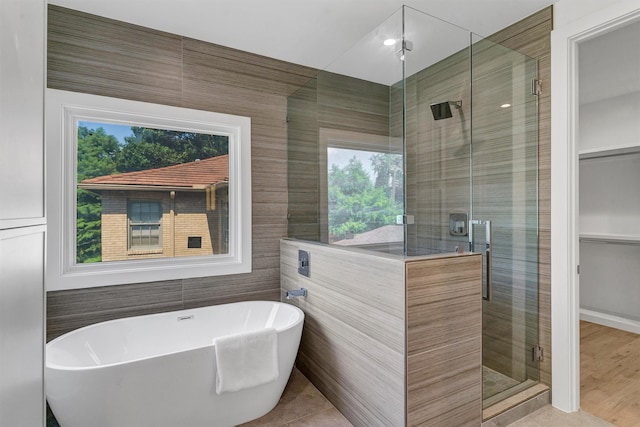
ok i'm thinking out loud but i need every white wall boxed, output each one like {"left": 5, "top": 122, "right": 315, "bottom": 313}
{"left": 577, "top": 18, "right": 640, "bottom": 330}
{"left": 579, "top": 92, "right": 640, "bottom": 152}
{"left": 551, "top": 0, "right": 640, "bottom": 412}
{"left": 0, "top": 0, "right": 45, "bottom": 227}
{"left": 0, "top": 0, "right": 46, "bottom": 425}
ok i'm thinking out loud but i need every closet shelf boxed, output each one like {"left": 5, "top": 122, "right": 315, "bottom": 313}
{"left": 580, "top": 233, "right": 640, "bottom": 245}
{"left": 579, "top": 144, "right": 640, "bottom": 159}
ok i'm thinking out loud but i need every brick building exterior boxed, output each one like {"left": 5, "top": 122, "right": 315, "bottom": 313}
{"left": 79, "top": 155, "right": 228, "bottom": 261}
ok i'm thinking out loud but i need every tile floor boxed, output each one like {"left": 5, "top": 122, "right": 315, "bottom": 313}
{"left": 239, "top": 368, "right": 353, "bottom": 426}
{"left": 268, "top": 370, "right": 615, "bottom": 427}
{"left": 47, "top": 367, "right": 615, "bottom": 426}
{"left": 244, "top": 369, "right": 615, "bottom": 427}
{"left": 482, "top": 366, "right": 520, "bottom": 400}
{"left": 46, "top": 368, "right": 353, "bottom": 427}
{"left": 508, "top": 405, "right": 614, "bottom": 427}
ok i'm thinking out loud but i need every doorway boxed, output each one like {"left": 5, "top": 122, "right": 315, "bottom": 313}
{"left": 551, "top": 0, "right": 640, "bottom": 416}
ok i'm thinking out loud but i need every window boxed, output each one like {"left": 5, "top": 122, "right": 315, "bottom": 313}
{"left": 75, "top": 120, "right": 230, "bottom": 263}
{"left": 327, "top": 147, "right": 404, "bottom": 244}
{"left": 46, "top": 89, "right": 252, "bottom": 291}
{"left": 128, "top": 201, "right": 162, "bottom": 250}
{"left": 319, "top": 128, "right": 404, "bottom": 247}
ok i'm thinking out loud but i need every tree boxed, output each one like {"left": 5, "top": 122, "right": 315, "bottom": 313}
{"left": 370, "top": 153, "right": 404, "bottom": 205}
{"left": 77, "top": 126, "right": 120, "bottom": 181}
{"left": 328, "top": 156, "right": 403, "bottom": 241}
{"left": 116, "top": 127, "right": 228, "bottom": 172}
{"left": 76, "top": 126, "right": 120, "bottom": 263}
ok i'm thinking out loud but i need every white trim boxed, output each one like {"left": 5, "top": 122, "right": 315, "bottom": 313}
{"left": 551, "top": 0, "right": 640, "bottom": 413}
{"left": 581, "top": 308, "right": 640, "bottom": 335}
{"left": 0, "top": 218, "right": 46, "bottom": 230}
{"left": 46, "top": 89, "right": 252, "bottom": 291}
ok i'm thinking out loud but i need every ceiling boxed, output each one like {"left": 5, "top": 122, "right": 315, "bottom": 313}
{"left": 48, "top": 0, "right": 555, "bottom": 78}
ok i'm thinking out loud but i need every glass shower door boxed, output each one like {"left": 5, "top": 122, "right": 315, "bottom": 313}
{"left": 470, "top": 35, "right": 540, "bottom": 405}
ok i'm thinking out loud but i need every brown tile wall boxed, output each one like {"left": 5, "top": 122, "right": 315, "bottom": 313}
{"left": 485, "top": 6, "right": 553, "bottom": 387}
{"left": 287, "top": 72, "right": 391, "bottom": 242}
{"left": 405, "top": 7, "right": 552, "bottom": 387}
{"left": 281, "top": 239, "right": 406, "bottom": 427}
{"left": 46, "top": 5, "right": 317, "bottom": 341}
{"left": 406, "top": 253, "right": 483, "bottom": 426}
{"left": 285, "top": 5, "right": 552, "bottom": 395}
{"left": 399, "top": 6, "right": 552, "bottom": 388}
{"left": 280, "top": 240, "right": 483, "bottom": 427}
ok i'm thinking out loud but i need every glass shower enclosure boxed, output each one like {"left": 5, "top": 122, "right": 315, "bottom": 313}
{"left": 287, "top": 5, "right": 539, "bottom": 410}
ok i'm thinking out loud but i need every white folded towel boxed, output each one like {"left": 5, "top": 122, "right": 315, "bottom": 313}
{"left": 214, "top": 328, "right": 279, "bottom": 395}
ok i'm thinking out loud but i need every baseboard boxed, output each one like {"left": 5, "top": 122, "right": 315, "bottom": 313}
{"left": 580, "top": 308, "right": 640, "bottom": 334}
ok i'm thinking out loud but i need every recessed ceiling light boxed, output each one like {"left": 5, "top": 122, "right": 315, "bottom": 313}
{"left": 383, "top": 39, "right": 397, "bottom": 46}
{"left": 501, "top": 103, "right": 512, "bottom": 108}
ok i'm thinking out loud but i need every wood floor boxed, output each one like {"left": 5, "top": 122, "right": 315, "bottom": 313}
{"left": 581, "top": 321, "right": 640, "bottom": 426}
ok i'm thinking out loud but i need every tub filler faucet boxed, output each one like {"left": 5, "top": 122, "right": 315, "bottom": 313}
{"left": 286, "top": 288, "right": 307, "bottom": 299}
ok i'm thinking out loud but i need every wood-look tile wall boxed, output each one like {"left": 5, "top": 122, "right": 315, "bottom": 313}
{"left": 471, "top": 38, "right": 539, "bottom": 382}
{"left": 287, "top": 71, "right": 391, "bottom": 242}
{"left": 403, "top": 49, "right": 471, "bottom": 257}
{"left": 46, "top": 5, "right": 317, "bottom": 341}
{"left": 401, "top": 7, "right": 552, "bottom": 386}
{"left": 406, "top": 253, "right": 483, "bottom": 426}
{"left": 281, "top": 240, "right": 483, "bottom": 426}
{"left": 483, "top": 7, "right": 553, "bottom": 386}
{"left": 287, "top": 77, "right": 320, "bottom": 241}
{"left": 284, "top": 6, "right": 552, "bottom": 403}
{"left": 280, "top": 239, "right": 406, "bottom": 427}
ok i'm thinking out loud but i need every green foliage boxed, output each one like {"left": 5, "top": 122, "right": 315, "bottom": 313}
{"left": 370, "top": 153, "right": 404, "bottom": 204}
{"left": 76, "top": 189, "right": 103, "bottom": 263}
{"left": 116, "top": 128, "right": 228, "bottom": 172}
{"left": 75, "top": 124, "right": 229, "bottom": 263}
{"left": 328, "top": 155, "right": 403, "bottom": 242}
{"left": 76, "top": 127, "right": 121, "bottom": 263}
{"left": 77, "top": 127, "right": 119, "bottom": 181}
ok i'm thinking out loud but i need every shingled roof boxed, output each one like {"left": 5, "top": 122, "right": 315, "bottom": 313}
{"left": 79, "top": 154, "right": 228, "bottom": 191}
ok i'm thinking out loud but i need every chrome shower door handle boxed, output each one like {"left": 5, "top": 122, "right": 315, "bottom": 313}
{"left": 469, "top": 219, "right": 492, "bottom": 301}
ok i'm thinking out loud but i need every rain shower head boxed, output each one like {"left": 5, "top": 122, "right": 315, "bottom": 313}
{"left": 430, "top": 100, "right": 462, "bottom": 120}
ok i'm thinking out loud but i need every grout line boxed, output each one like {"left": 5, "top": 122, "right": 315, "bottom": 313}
{"left": 276, "top": 407, "right": 347, "bottom": 427}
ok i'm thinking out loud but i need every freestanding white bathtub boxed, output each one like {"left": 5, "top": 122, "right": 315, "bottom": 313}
{"left": 46, "top": 301, "right": 304, "bottom": 427}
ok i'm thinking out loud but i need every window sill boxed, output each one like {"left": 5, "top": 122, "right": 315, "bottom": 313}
{"left": 128, "top": 249, "right": 163, "bottom": 255}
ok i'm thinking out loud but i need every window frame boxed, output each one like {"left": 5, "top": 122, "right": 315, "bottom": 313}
{"left": 46, "top": 89, "right": 252, "bottom": 291}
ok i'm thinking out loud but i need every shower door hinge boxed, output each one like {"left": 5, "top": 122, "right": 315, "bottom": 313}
{"left": 531, "top": 79, "right": 542, "bottom": 96}
{"left": 532, "top": 345, "right": 544, "bottom": 362}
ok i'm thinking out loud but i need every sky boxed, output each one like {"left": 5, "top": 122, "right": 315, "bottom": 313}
{"left": 327, "top": 147, "right": 376, "bottom": 182}
{"left": 80, "top": 121, "right": 133, "bottom": 145}
{"left": 81, "top": 123, "right": 383, "bottom": 182}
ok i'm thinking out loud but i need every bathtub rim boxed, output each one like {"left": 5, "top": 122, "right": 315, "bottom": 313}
{"left": 46, "top": 300, "right": 304, "bottom": 371}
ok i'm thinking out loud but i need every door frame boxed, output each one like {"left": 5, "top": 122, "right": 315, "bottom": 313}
{"left": 550, "top": 0, "right": 640, "bottom": 412}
